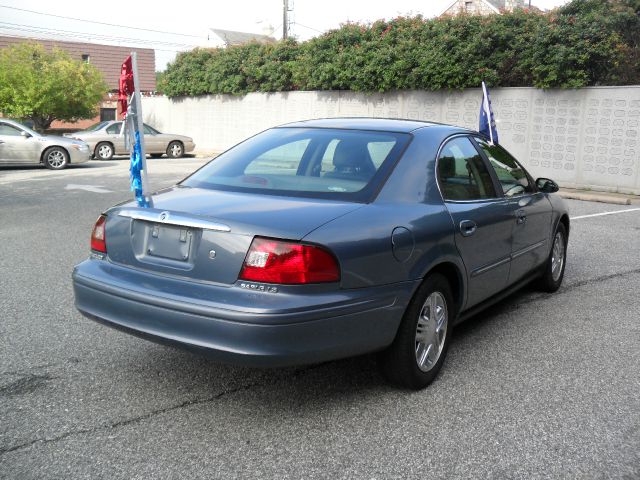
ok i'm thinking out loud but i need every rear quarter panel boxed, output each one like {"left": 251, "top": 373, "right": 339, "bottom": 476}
{"left": 304, "top": 126, "right": 466, "bottom": 294}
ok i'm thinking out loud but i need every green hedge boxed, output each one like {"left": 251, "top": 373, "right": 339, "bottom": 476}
{"left": 160, "top": 0, "right": 639, "bottom": 97}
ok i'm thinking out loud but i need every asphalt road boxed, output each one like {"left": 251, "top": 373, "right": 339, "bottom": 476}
{"left": 1, "top": 160, "right": 639, "bottom": 479}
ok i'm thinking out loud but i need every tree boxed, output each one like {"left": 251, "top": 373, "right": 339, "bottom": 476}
{"left": 160, "top": 0, "right": 639, "bottom": 96}
{"left": 0, "top": 42, "right": 108, "bottom": 131}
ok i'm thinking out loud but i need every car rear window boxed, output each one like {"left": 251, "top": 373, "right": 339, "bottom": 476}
{"left": 182, "top": 128, "right": 411, "bottom": 202}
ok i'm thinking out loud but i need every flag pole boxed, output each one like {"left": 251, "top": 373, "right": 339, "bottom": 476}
{"left": 481, "top": 81, "right": 494, "bottom": 145}
{"left": 130, "top": 52, "right": 151, "bottom": 206}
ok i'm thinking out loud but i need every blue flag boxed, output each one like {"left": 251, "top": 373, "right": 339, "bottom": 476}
{"left": 479, "top": 81, "right": 499, "bottom": 145}
{"left": 129, "top": 131, "right": 149, "bottom": 208}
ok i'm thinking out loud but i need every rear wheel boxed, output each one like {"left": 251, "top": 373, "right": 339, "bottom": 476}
{"left": 537, "top": 223, "right": 567, "bottom": 292}
{"left": 380, "top": 273, "right": 453, "bottom": 389}
{"left": 166, "top": 141, "right": 184, "bottom": 158}
{"left": 95, "top": 142, "right": 114, "bottom": 160}
{"left": 43, "top": 147, "right": 69, "bottom": 170}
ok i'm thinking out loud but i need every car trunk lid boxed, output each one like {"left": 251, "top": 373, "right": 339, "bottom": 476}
{"left": 104, "top": 187, "right": 362, "bottom": 285}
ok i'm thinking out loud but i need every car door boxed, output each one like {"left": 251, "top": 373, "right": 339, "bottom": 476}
{"left": 143, "top": 124, "right": 163, "bottom": 153}
{"left": 474, "top": 138, "right": 553, "bottom": 285}
{"left": 437, "top": 136, "right": 513, "bottom": 308}
{"left": 0, "top": 122, "right": 40, "bottom": 165}
{"left": 105, "top": 122, "right": 125, "bottom": 154}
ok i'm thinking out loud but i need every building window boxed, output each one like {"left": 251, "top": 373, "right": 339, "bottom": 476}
{"left": 100, "top": 108, "right": 116, "bottom": 122}
{"left": 464, "top": 1, "right": 473, "bottom": 11}
{"left": 81, "top": 54, "right": 90, "bottom": 63}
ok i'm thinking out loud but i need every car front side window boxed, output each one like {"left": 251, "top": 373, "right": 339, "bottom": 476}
{"left": 437, "top": 137, "right": 497, "bottom": 201}
{"left": 106, "top": 123, "right": 122, "bottom": 135}
{"left": 0, "top": 123, "right": 23, "bottom": 136}
{"left": 476, "top": 139, "right": 532, "bottom": 197}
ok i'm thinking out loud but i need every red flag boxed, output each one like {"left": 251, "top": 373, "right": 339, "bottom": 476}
{"left": 119, "top": 56, "right": 134, "bottom": 117}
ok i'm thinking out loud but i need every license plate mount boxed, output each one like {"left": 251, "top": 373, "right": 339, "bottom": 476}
{"left": 146, "top": 223, "right": 192, "bottom": 261}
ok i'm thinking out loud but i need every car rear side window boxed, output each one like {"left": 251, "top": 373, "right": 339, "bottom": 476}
{"left": 476, "top": 139, "right": 533, "bottom": 197}
{"left": 437, "top": 137, "right": 497, "bottom": 201}
{"left": 182, "top": 128, "right": 411, "bottom": 202}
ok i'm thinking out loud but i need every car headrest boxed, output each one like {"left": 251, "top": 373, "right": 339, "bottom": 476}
{"left": 333, "top": 139, "right": 375, "bottom": 173}
{"left": 439, "top": 155, "right": 457, "bottom": 178}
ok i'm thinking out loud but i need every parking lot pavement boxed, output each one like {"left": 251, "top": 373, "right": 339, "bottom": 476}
{"left": 1, "top": 161, "right": 639, "bottom": 479}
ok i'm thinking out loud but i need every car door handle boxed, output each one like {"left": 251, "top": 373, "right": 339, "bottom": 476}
{"left": 0, "top": 140, "right": 4, "bottom": 144}
{"left": 516, "top": 209, "right": 527, "bottom": 225}
{"left": 459, "top": 220, "right": 477, "bottom": 237}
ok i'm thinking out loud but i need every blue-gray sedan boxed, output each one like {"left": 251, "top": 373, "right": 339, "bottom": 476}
{"left": 72, "top": 118, "right": 569, "bottom": 389}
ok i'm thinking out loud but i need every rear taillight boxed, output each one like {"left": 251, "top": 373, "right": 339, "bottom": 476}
{"left": 90, "top": 215, "right": 107, "bottom": 253}
{"left": 239, "top": 237, "right": 340, "bottom": 284}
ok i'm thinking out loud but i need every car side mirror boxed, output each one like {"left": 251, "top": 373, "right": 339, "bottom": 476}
{"left": 20, "top": 131, "right": 32, "bottom": 138}
{"left": 536, "top": 177, "right": 559, "bottom": 193}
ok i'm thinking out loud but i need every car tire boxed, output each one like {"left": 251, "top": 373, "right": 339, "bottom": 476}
{"left": 166, "top": 141, "right": 184, "bottom": 158}
{"left": 537, "top": 222, "right": 567, "bottom": 293}
{"left": 150, "top": 153, "right": 163, "bottom": 158}
{"left": 43, "top": 147, "right": 69, "bottom": 170}
{"left": 380, "top": 273, "right": 454, "bottom": 390}
{"left": 95, "top": 142, "right": 114, "bottom": 160}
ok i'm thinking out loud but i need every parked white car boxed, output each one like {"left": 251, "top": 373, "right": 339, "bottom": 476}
{"left": 0, "top": 119, "right": 91, "bottom": 170}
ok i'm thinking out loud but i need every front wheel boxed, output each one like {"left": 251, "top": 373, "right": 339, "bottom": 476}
{"left": 166, "top": 141, "right": 184, "bottom": 158}
{"left": 95, "top": 142, "right": 114, "bottom": 160}
{"left": 380, "top": 273, "right": 454, "bottom": 389}
{"left": 43, "top": 147, "right": 69, "bottom": 170}
{"left": 537, "top": 222, "right": 567, "bottom": 292}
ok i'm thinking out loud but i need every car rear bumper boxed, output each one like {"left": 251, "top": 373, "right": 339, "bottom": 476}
{"left": 72, "top": 259, "right": 417, "bottom": 367}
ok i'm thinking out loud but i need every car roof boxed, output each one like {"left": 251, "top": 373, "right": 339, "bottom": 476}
{"left": 277, "top": 117, "right": 469, "bottom": 134}
{"left": 1, "top": 118, "right": 25, "bottom": 127}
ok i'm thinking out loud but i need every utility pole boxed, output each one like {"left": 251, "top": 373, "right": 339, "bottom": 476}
{"left": 283, "top": 0, "right": 289, "bottom": 40}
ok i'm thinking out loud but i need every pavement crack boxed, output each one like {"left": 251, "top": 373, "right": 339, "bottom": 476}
{"left": 562, "top": 268, "right": 640, "bottom": 292}
{"left": 0, "top": 365, "right": 318, "bottom": 456}
{"left": 0, "top": 374, "right": 56, "bottom": 397}
{"left": 516, "top": 267, "right": 640, "bottom": 309}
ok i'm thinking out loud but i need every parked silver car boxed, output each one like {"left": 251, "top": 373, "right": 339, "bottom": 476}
{"left": 0, "top": 119, "right": 91, "bottom": 169}
{"left": 67, "top": 121, "right": 196, "bottom": 160}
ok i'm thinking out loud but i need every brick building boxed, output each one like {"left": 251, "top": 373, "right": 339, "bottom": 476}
{"left": 0, "top": 35, "right": 155, "bottom": 130}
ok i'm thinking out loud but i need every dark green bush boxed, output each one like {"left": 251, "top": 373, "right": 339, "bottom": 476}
{"left": 159, "top": 0, "right": 639, "bottom": 97}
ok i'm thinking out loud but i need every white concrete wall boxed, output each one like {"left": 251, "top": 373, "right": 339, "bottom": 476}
{"left": 142, "top": 86, "right": 640, "bottom": 195}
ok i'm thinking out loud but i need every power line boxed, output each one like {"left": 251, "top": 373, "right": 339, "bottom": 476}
{"left": 0, "top": 21, "right": 200, "bottom": 49}
{"left": 0, "top": 4, "right": 206, "bottom": 40}
{"left": 293, "top": 22, "right": 324, "bottom": 34}
{"left": 0, "top": 22, "right": 198, "bottom": 48}
{"left": 0, "top": 27, "right": 194, "bottom": 53}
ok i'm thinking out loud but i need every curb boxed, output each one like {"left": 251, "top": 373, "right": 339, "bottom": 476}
{"left": 557, "top": 190, "right": 632, "bottom": 205}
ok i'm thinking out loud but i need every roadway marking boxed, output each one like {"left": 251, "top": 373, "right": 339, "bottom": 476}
{"left": 65, "top": 184, "right": 113, "bottom": 193}
{"left": 571, "top": 208, "right": 640, "bottom": 220}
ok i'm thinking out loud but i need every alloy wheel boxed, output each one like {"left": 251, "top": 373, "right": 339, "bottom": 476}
{"left": 169, "top": 143, "right": 183, "bottom": 157}
{"left": 415, "top": 292, "right": 448, "bottom": 372}
{"left": 551, "top": 231, "right": 565, "bottom": 282}
{"left": 98, "top": 144, "right": 113, "bottom": 159}
{"left": 47, "top": 150, "right": 66, "bottom": 168}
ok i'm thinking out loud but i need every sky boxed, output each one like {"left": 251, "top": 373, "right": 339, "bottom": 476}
{"left": 0, "top": 0, "right": 570, "bottom": 70}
